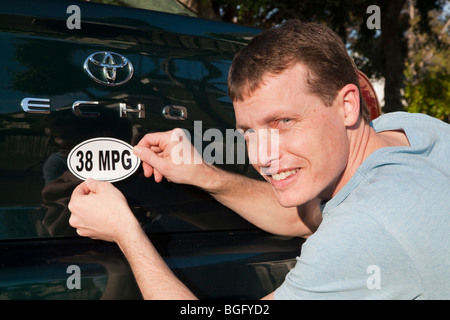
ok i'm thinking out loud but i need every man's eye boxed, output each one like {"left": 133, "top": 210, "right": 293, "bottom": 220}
{"left": 241, "top": 128, "right": 255, "bottom": 141}
{"left": 244, "top": 128, "right": 256, "bottom": 136}
{"left": 279, "top": 118, "right": 291, "bottom": 124}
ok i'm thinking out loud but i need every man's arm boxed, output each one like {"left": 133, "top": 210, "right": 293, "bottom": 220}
{"left": 68, "top": 178, "right": 196, "bottom": 300}
{"left": 133, "top": 130, "right": 321, "bottom": 237}
{"left": 117, "top": 221, "right": 197, "bottom": 299}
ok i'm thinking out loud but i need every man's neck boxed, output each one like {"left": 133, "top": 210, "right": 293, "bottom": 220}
{"left": 331, "top": 120, "right": 397, "bottom": 198}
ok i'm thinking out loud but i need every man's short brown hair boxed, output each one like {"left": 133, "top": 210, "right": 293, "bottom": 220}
{"left": 228, "top": 20, "right": 371, "bottom": 123}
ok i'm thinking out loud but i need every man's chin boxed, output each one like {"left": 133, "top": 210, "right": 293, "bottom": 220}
{"left": 274, "top": 186, "right": 317, "bottom": 208}
{"left": 274, "top": 193, "right": 302, "bottom": 208}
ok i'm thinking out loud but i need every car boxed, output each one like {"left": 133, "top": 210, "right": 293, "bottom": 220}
{"left": 0, "top": 0, "right": 380, "bottom": 299}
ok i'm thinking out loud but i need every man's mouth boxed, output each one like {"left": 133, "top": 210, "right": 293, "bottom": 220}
{"left": 269, "top": 168, "right": 300, "bottom": 181}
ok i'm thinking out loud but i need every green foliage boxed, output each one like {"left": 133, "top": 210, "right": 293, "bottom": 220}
{"left": 215, "top": 0, "right": 449, "bottom": 120}
{"left": 404, "top": 68, "right": 450, "bottom": 123}
{"left": 85, "top": 0, "right": 197, "bottom": 16}
{"left": 403, "top": 9, "right": 450, "bottom": 122}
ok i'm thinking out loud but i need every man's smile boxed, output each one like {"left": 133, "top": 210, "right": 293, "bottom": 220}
{"left": 263, "top": 167, "right": 301, "bottom": 189}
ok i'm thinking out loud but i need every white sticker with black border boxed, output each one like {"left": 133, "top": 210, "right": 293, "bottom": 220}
{"left": 67, "top": 137, "right": 141, "bottom": 183}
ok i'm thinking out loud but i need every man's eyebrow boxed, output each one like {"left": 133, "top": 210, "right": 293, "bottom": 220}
{"left": 262, "top": 113, "right": 283, "bottom": 124}
{"left": 258, "top": 109, "right": 293, "bottom": 126}
{"left": 235, "top": 123, "right": 248, "bottom": 131}
{"left": 235, "top": 105, "right": 302, "bottom": 131}
{"left": 235, "top": 111, "right": 285, "bottom": 131}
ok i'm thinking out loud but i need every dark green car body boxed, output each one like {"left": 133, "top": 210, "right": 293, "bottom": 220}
{"left": 0, "top": 0, "right": 303, "bottom": 299}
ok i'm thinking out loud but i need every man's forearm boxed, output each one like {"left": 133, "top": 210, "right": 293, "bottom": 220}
{"left": 200, "top": 164, "right": 317, "bottom": 237}
{"left": 117, "top": 219, "right": 197, "bottom": 300}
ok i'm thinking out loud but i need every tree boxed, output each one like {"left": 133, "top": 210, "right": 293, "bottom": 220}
{"left": 404, "top": 3, "right": 450, "bottom": 122}
{"left": 188, "top": 0, "right": 447, "bottom": 116}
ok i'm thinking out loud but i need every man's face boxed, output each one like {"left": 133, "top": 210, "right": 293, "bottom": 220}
{"left": 234, "top": 63, "right": 350, "bottom": 207}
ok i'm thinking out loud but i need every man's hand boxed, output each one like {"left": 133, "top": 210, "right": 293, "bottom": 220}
{"left": 132, "top": 129, "right": 213, "bottom": 189}
{"left": 68, "top": 178, "right": 138, "bottom": 243}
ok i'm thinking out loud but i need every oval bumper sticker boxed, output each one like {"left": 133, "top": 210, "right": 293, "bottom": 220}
{"left": 67, "top": 137, "right": 141, "bottom": 183}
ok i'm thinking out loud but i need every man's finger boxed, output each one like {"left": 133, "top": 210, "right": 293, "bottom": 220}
{"left": 133, "top": 146, "right": 166, "bottom": 169}
{"left": 84, "top": 177, "right": 102, "bottom": 194}
{"left": 134, "top": 146, "right": 169, "bottom": 180}
{"left": 71, "top": 180, "right": 90, "bottom": 196}
{"left": 68, "top": 181, "right": 90, "bottom": 214}
{"left": 154, "top": 169, "right": 164, "bottom": 183}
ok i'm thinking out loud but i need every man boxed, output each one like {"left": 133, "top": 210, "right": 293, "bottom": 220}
{"left": 68, "top": 20, "right": 450, "bottom": 299}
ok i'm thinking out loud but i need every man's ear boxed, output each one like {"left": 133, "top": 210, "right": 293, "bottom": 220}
{"left": 339, "top": 84, "right": 361, "bottom": 127}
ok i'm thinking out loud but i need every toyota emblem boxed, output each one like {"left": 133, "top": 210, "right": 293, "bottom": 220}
{"left": 83, "top": 51, "right": 133, "bottom": 86}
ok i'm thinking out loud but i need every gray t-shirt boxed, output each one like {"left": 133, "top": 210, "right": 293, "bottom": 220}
{"left": 274, "top": 112, "right": 450, "bottom": 299}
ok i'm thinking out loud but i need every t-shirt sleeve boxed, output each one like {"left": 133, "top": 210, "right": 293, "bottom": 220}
{"left": 274, "top": 212, "right": 423, "bottom": 299}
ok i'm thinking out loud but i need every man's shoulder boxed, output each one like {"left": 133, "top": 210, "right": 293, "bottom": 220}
{"left": 364, "top": 113, "right": 450, "bottom": 181}
{"left": 371, "top": 111, "right": 449, "bottom": 132}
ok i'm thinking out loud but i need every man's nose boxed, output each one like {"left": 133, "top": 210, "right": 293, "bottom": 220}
{"left": 247, "top": 129, "right": 280, "bottom": 168}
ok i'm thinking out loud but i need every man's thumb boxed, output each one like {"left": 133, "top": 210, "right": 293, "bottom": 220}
{"left": 84, "top": 177, "right": 101, "bottom": 193}
{"left": 133, "top": 146, "right": 164, "bottom": 168}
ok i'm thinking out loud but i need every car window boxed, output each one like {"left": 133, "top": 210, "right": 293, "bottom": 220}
{"left": 82, "top": 0, "right": 197, "bottom": 17}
